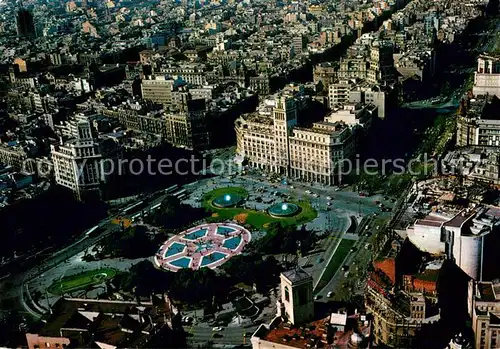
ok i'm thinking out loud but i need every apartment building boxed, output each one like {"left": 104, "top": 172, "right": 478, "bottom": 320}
{"left": 468, "top": 280, "right": 500, "bottom": 349}
{"left": 164, "top": 109, "right": 210, "bottom": 150}
{"left": 235, "top": 96, "right": 354, "bottom": 184}
{"left": 368, "top": 41, "right": 396, "bottom": 85}
{"left": 141, "top": 76, "right": 175, "bottom": 106}
{"left": 366, "top": 257, "right": 441, "bottom": 348}
{"left": 0, "top": 142, "right": 35, "bottom": 173}
{"left": 456, "top": 95, "right": 500, "bottom": 147}
{"left": 329, "top": 81, "right": 388, "bottom": 118}
{"left": 313, "top": 62, "right": 336, "bottom": 91}
{"left": 473, "top": 54, "right": 500, "bottom": 98}
{"left": 158, "top": 63, "right": 207, "bottom": 86}
{"left": 51, "top": 114, "right": 121, "bottom": 200}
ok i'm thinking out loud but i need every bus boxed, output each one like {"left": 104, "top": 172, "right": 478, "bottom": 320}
{"left": 165, "top": 184, "right": 179, "bottom": 194}
{"left": 172, "top": 189, "right": 187, "bottom": 198}
{"left": 85, "top": 225, "right": 103, "bottom": 238}
{"left": 131, "top": 213, "right": 142, "bottom": 222}
{"left": 150, "top": 202, "right": 161, "bottom": 211}
{"left": 121, "top": 200, "right": 144, "bottom": 214}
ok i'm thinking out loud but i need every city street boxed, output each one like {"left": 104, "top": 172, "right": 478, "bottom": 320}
{"left": 0, "top": 155, "right": 397, "bottom": 346}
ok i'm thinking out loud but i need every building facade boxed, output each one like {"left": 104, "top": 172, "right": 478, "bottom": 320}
{"left": 469, "top": 280, "right": 500, "bottom": 349}
{"left": 473, "top": 54, "right": 500, "bottom": 98}
{"left": 51, "top": 114, "right": 120, "bottom": 200}
{"left": 456, "top": 95, "right": 500, "bottom": 147}
{"left": 235, "top": 96, "right": 354, "bottom": 185}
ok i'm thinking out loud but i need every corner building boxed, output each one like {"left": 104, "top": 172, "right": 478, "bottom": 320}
{"left": 235, "top": 95, "right": 354, "bottom": 185}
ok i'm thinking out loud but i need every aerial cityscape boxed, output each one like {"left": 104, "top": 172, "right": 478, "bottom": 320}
{"left": 0, "top": 0, "right": 499, "bottom": 347}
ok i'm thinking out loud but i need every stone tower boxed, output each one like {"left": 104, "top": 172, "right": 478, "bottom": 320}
{"left": 272, "top": 96, "right": 297, "bottom": 175}
{"left": 279, "top": 267, "right": 314, "bottom": 325}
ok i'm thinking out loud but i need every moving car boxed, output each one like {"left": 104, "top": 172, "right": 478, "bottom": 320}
{"left": 327, "top": 291, "right": 334, "bottom": 298}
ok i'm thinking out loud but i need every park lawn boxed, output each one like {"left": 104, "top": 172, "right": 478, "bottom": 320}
{"left": 203, "top": 187, "right": 317, "bottom": 229}
{"left": 202, "top": 186, "right": 249, "bottom": 202}
{"left": 315, "top": 238, "right": 356, "bottom": 291}
{"left": 327, "top": 239, "right": 356, "bottom": 277}
{"left": 48, "top": 268, "right": 117, "bottom": 295}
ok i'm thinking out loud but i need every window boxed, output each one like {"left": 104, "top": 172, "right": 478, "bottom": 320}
{"left": 284, "top": 286, "right": 290, "bottom": 302}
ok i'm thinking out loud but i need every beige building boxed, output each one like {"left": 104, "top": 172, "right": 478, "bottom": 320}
{"left": 251, "top": 268, "right": 371, "bottom": 349}
{"left": 164, "top": 109, "right": 210, "bottom": 150}
{"left": 473, "top": 54, "right": 500, "bottom": 98}
{"left": 366, "top": 259, "right": 441, "bottom": 348}
{"left": 456, "top": 95, "right": 500, "bottom": 147}
{"left": 235, "top": 96, "right": 354, "bottom": 185}
{"left": 469, "top": 280, "right": 500, "bottom": 349}
{"left": 313, "top": 62, "right": 336, "bottom": 91}
{"left": 158, "top": 64, "right": 207, "bottom": 86}
{"left": 13, "top": 57, "right": 28, "bottom": 72}
{"left": 51, "top": 114, "right": 120, "bottom": 200}
{"left": 141, "top": 76, "right": 175, "bottom": 107}
{"left": 329, "top": 81, "right": 387, "bottom": 119}
{"left": 0, "top": 143, "right": 33, "bottom": 172}
{"left": 279, "top": 268, "right": 314, "bottom": 325}
{"left": 367, "top": 41, "right": 395, "bottom": 85}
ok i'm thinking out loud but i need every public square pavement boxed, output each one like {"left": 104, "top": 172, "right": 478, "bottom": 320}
{"left": 183, "top": 169, "right": 395, "bottom": 293}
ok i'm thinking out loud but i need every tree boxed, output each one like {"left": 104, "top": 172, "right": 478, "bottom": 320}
{"left": 146, "top": 196, "right": 207, "bottom": 230}
{"left": 169, "top": 268, "right": 228, "bottom": 305}
{"left": 96, "top": 225, "right": 156, "bottom": 259}
{"left": 114, "top": 260, "right": 174, "bottom": 296}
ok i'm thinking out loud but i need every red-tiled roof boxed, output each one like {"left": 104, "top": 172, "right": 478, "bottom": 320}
{"left": 260, "top": 318, "right": 328, "bottom": 348}
{"left": 374, "top": 258, "right": 396, "bottom": 284}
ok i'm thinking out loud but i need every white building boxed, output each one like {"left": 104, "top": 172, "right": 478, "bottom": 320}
{"left": 51, "top": 114, "right": 120, "bottom": 200}
{"left": 406, "top": 206, "right": 500, "bottom": 280}
{"left": 473, "top": 54, "right": 500, "bottom": 98}
{"left": 328, "top": 81, "right": 388, "bottom": 118}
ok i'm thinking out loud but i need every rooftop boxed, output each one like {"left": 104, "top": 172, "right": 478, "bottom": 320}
{"left": 255, "top": 313, "right": 370, "bottom": 349}
{"left": 282, "top": 268, "right": 313, "bottom": 284}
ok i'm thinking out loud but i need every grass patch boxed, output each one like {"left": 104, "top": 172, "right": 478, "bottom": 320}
{"left": 202, "top": 187, "right": 317, "bottom": 229}
{"left": 47, "top": 268, "right": 117, "bottom": 295}
{"left": 315, "top": 239, "right": 356, "bottom": 292}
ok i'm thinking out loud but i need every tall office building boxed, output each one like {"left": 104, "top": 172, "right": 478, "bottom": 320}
{"left": 16, "top": 8, "right": 36, "bottom": 38}
{"left": 51, "top": 114, "right": 121, "bottom": 201}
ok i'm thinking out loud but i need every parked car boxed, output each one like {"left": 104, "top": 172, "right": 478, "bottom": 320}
{"left": 326, "top": 196, "right": 332, "bottom": 200}
{"left": 327, "top": 291, "right": 334, "bottom": 298}
{"left": 212, "top": 327, "right": 223, "bottom": 332}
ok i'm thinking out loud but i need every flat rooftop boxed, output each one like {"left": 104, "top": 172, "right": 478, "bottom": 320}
{"left": 478, "top": 282, "right": 500, "bottom": 302}
{"left": 256, "top": 314, "right": 370, "bottom": 348}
